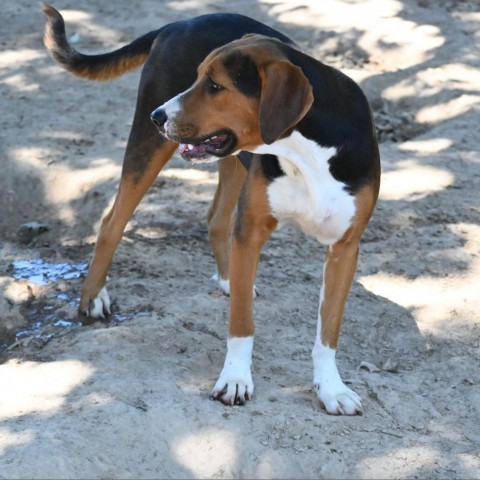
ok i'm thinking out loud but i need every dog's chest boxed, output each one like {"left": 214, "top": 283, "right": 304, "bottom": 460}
{"left": 261, "top": 133, "right": 356, "bottom": 245}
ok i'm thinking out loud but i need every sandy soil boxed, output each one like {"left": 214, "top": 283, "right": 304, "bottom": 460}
{"left": 1, "top": 0, "right": 479, "bottom": 478}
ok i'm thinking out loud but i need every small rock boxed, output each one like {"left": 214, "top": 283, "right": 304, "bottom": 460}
{"left": 358, "top": 361, "right": 381, "bottom": 373}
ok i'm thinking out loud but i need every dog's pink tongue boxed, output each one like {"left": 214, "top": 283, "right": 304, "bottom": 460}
{"left": 179, "top": 134, "right": 229, "bottom": 157}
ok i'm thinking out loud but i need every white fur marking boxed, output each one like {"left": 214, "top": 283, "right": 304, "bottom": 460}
{"left": 253, "top": 131, "right": 356, "bottom": 245}
{"left": 311, "top": 258, "right": 362, "bottom": 415}
{"left": 158, "top": 91, "right": 190, "bottom": 136}
{"left": 89, "top": 286, "right": 111, "bottom": 318}
{"left": 211, "top": 273, "right": 230, "bottom": 295}
{"left": 160, "top": 94, "right": 182, "bottom": 120}
{"left": 211, "top": 273, "right": 258, "bottom": 297}
{"left": 212, "top": 336, "right": 254, "bottom": 403}
{"left": 159, "top": 92, "right": 221, "bottom": 164}
{"left": 312, "top": 334, "right": 363, "bottom": 415}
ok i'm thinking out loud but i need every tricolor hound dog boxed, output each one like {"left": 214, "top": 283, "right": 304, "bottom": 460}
{"left": 44, "top": 5, "right": 380, "bottom": 415}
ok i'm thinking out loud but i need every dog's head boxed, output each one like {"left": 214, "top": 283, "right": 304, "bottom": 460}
{"left": 151, "top": 35, "right": 314, "bottom": 163}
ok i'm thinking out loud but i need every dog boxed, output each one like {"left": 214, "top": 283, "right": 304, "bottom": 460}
{"left": 43, "top": 4, "right": 380, "bottom": 415}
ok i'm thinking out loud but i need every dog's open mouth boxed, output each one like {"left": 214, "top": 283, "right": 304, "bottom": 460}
{"left": 177, "top": 131, "right": 236, "bottom": 161}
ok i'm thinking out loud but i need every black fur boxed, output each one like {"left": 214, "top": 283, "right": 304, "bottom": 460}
{"left": 260, "top": 154, "right": 284, "bottom": 181}
{"left": 45, "top": 9, "right": 378, "bottom": 189}
{"left": 223, "top": 52, "right": 261, "bottom": 97}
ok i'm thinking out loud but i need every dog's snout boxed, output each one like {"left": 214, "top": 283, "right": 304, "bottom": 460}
{"left": 150, "top": 108, "right": 167, "bottom": 129}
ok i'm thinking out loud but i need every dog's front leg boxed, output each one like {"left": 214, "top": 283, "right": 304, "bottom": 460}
{"left": 211, "top": 167, "right": 277, "bottom": 405}
{"left": 313, "top": 183, "right": 378, "bottom": 415}
{"left": 80, "top": 139, "right": 177, "bottom": 318}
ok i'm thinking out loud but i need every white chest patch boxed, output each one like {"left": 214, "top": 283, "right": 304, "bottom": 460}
{"left": 253, "top": 132, "right": 355, "bottom": 245}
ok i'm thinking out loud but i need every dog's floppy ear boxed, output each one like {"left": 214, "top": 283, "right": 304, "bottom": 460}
{"left": 258, "top": 60, "right": 313, "bottom": 145}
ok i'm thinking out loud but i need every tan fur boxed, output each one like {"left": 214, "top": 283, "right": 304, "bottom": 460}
{"left": 165, "top": 38, "right": 312, "bottom": 151}
{"left": 43, "top": 3, "right": 153, "bottom": 82}
{"left": 319, "top": 183, "right": 378, "bottom": 348}
{"left": 207, "top": 156, "right": 248, "bottom": 282}
{"left": 228, "top": 160, "right": 278, "bottom": 338}
{"left": 80, "top": 142, "right": 177, "bottom": 313}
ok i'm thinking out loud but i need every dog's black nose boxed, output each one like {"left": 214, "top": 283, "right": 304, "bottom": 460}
{"left": 150, "top": 108, "right": 167, "bottom": 128}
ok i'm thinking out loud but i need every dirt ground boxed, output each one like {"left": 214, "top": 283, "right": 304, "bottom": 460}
{"left": 1, "top": 0, "right": 479, "bottom": 478}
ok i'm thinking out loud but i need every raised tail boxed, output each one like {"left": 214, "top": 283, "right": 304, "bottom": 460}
{"left": 43, "top": 3, "right": 158, "bottom": 81}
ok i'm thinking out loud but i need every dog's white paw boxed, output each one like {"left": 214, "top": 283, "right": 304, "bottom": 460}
{"left": 315, "top": 381, "right": 363, "bottom": 416}
{"left": 211, "top": 337, "right": 254, "bottom": 406}
{"left": 211, "top": 273, "right": 258, "bottom": 298}
{"left": 83, "top": 286, "right": 111, "bottom": 319}
{"left": 312, "top": 341, "right": 363, "bottom": 415}
{"left": 212, "top": 273, "right": 230, "bottom": 295}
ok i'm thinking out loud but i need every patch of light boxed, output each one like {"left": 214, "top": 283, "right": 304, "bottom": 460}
{"left": 162, "top": 167, "right": 218, "bottom": 185}
{"left": 0, "top": 360, "right": 94, "bottom": 420}
{"left": 2, "top": 73, "right": 39, "bottom": 92}
{"left": 0, "top": 49, "right": 43, "bottom": 68}
{"left": 0, "top": 428, "right": 35, "bottom": 455}
{"left": 357, "top": 446, "right": 439, "bottom": 478}
{"left": 379, "top": 161, "right": 453, "bottom": 201}
{"left": 399, "top": 138, "right": 452, "bottom": 154}
{"left": 172, "top": 428, "right": 238, "bottom": 478}
{"left": 8, "top": 146, "right": 120, "bottom": 224}
{"left": 416, "top": 94, "right": 479, "bottom": 124}
{"left": 358, "top": 223, "right": 480, "bottom": 333}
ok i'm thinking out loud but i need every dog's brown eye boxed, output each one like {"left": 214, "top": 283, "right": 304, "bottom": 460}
{"left": 206, "top": 77, "right": 225, "bottom": 94}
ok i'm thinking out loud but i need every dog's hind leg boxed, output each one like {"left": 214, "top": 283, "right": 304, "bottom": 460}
{"left": 79, "top": 122, "right": 177, "bottom": 318}
{"left": 207, "top": 155, "right": 247, "bottom": 295}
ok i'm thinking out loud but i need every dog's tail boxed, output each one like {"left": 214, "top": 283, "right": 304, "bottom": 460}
{"left": 43, "top": 4, "right": 158, "bottom": 81}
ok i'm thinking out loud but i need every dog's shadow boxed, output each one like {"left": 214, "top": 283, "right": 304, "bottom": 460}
{"left": 343, "top": 281, "right": 425, "bottom": 371}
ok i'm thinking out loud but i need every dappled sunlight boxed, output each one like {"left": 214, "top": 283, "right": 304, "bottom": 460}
{"left": 359, "top": 222, "right": 480, "bottom": 336}
{"left": 264, "top": 0, "right": 443, "bottom": 69}
{"left": 167, "top": 0, "right": 210, "bottom": 10}
{"left": 416, "top": 94, "right": 479, "bottom": 124}
{"left": 357, "top": 445, "right": 442, "bottom": 478}
{"left": 9, "top": 146, "right": 49, "bottom": 170}
{"left": 382, "top": 78, "right": 421, "bottom": 101}
{"left": 265, "top": 0, "right": 402, "bottom": 27}
{"left": 47, "top": 163, "right": 120, "bottom": 203}
{"left": 0, "top": 359, "right": 93, "bottom": 420}
{"left": 253, "top": 451, "right": 293, "bottom": 478}
{"left": 162, "top": 167, "right": 218, "bottom": 186}
{"left": 0, "top": 49, "right": 44, "bottom": 68}
{"left": 9, "top": 146, "right": 120, "bottom": 224}
{"left": 357, "top": 438, "right": 479, "bottom": 479}
{"left": 3, "top": 73, "right": 39, "bottom": 93}
{"left": 57, "top": 9, "right": 91, "bottom": 22}
{"left": 39, "top": 130, "right": 97, "bottom": 142}
{"left": 458, "top": 453, "right": 480, "bottom": 476}
{"left": 379, "top": 160, "right": 454, "bottom": 201}
{"left": 0, "top": 428, "right": 35, "bottom": 455}
{"left": 172, "top": 427, "right": 238, "bottom": 478}
{"left": 57, "top": 8, "right": 133, "bottom": 48}
{"left": 399, "top": 137, "right": 452, "bottom": 155}
{"left": 416, "top": 63, "right": 480, "bottom": 92}
{"left": 361, "top": 22, "right": 443, "bottom": 69}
